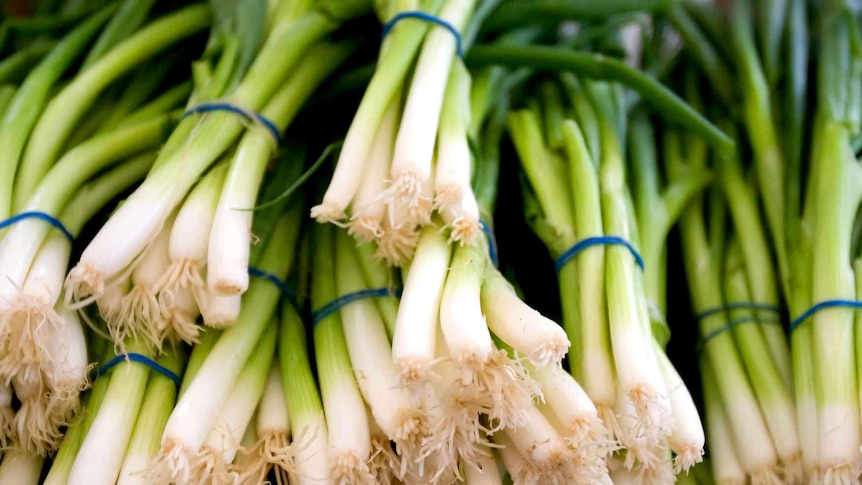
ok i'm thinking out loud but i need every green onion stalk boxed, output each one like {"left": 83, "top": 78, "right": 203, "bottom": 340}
{"left": 115, "top": 347, "right": 187, "bottom": 485}
{"left": 587, "top": 80, "right": 673, "bottom": 479}
{"left": 0, "top": 5, "right": 115, "bottom": 224}
{"left": 42, "top": 342, "right": 115, "bottom": 485}
{"left": 333, "top": 229, "right": 427, "bottom": 482}
{"left": 186, "top": 320, "right": 276, "bottom": 484}
{"left": 699, "top": 358, "right": 746, "bottom": 485}
{"left": 449, "top": 64, "right": 606, "bottom": 483}
{"left": 627, "top": 107, "right": 709, "bottom": 475}
{"left": 62, "top": 0, "right": 367, "bottom": 319}
{"left": 666, "top": 129, "right": 786, "bottom": 484}
{"left": 476, "top": 74, "right": 614, "bottom": 484}
{"left": 234, "top": 360, "right": 295, "bottom": 485}
{"left": 789, "top": 5, "right": 862, "bottom": 481}
{"left": 477, "top": 72, "right": 572, "bottom": 371}
{"left": 277, "top": 229, "right": 329, "bottom": 485}
{"left": 66, "top": 339, "right": 165, "bottom": 485}
{"left": 311, "top": 224, "right": 376, "bottom": 485}
{"left": 203, "top": 39, "right": 355, "bottom": 304}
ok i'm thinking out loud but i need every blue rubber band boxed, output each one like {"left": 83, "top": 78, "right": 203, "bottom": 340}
{"left": 0, "top": 211, "right": 73, "bottom": 242}
{"left": 312, "top": 287, "right": 403, "bottom": 326}
{"left": 554, "top": 236, "right": 644, "bottom": 273}
{"left": 91, "top": 353, "right": 182, "bottom": 387}
{"left": 698, "top": 316, "right": 782, "bottom": 352}
{"left": 248, "top": 266, "right": 300, "bottom": 310}
{"left": 479, "top": 219, "right": 499, "bottom": 268}
{"left": 381, "top": 11, "right": 464, "bottom": 58}
{"left": 182, "top": 102, "right": 282, "bottom": 144}
{"left": 696, "top": 302, "right": 781, "bottom": 321}
{"left": 789, "top": 299, "right": 862, "bottom": 333}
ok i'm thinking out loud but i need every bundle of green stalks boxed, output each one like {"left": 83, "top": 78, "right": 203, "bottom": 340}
{"left": 60, "top": 0, "right": 365, "bottom": 355}
{"left": 14, "top": 1, "right": 862, "bottom": 484}
{"left": 312, "top": 0, "right": 503, "bottom": 265}
{"left": 665, "top": 0, "right": 862, "bottom": 482}
{"left": 504, "top": 71, "right": 709, "bottom": 482}
{"left": 0, "top": 0, "right": 207, "bottom": 460}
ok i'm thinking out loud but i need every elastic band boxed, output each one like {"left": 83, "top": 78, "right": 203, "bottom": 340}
{"left": 312, "top": 287, "right": 403, "bottom": 326}
{"left": 696, "top": 302, "right": 781, "bottom": 321}
{"left": 92, "top": 353, "right": 182, "bottom": 387}
{"left": 248, "top": 266, "right": 300, "bottom": 310}
{"left": 789, "top": 299, "right": 862, "bottom": 333}
{"left": 183, "top": 102, "right": 281, "bottom": 144}
{"left": 0, "top": 211, "right": 73, "bottom": 242}
{"left": 697, "top": 316, "right": 782, "bottom": 352}
{"left": 479, "top": 219, "right": 499, "bottom": 268}
{"left": 555, "top": 236, "right": 644, "bottom": 273}
{"left": 381, "top": 11, "right": 464, "bottom": 58}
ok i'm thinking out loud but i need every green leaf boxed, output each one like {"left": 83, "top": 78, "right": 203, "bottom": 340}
{"left": 208, "top": 0, "right": 266, "bottom": 89}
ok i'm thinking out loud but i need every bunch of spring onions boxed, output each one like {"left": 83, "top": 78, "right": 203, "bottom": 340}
{"left": 664, "top": 0, "right": 862, "bottom": 482}
{"left": 505, "top": 74, "right": 706, "bottom": 482}
{"left": 12, "top": 1, "right": 862, "bottom": 484}
{"left": 0, "top": 0, "right": 206, "bottom": 459}
{"left": 312, "top": 0, "right": 502, "bottom": 264}
{"left": 61, "top": 0, "right": 365, "bottom": 354}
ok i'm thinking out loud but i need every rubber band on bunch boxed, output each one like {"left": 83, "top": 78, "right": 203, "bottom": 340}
{"left": 312, "top": 287, "right": 403, "bottom": 326}
{"left": 697, "top": 316, "right": 783, "bottom": 353}
{"left": 479, "top": 219, "right": 499, "bottom": 268}
{"left": 693, "top": 302, "right": 781, "bottom": 351}
{"left": 0, "top": 211, "right": 73, "bottom": 242}
{"left": 182, "top": 102, "right": 282, "bottom": 145}
{"left": 695, "top": 302, "right": 781, "bottom": 322}
{"left": 789, "top": 299, "right": 862, "bottom": 333}
{"left": 554, "top": 235, "right": 644, "bottom": 273}
{"left": 248, "top": 265, "right": 300, "bottom": 311}
{"left": 91, "top": 353, "right": 182, "bottom": 387}
{"left": 380, "top": 11, "right": 464, "bottom": 58}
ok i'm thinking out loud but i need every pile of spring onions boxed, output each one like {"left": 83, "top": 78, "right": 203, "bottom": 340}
{"left": 4, "top": 0, "right": 862, "bottom": 484}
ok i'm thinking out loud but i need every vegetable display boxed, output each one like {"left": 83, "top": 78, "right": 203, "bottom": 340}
{"left": 0, "top": 1, "right": 857, "bottom": 485}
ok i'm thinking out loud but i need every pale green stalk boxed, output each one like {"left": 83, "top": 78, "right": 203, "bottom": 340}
{"left": 279, "top": 281, "right": 330, "bottom": 485}
{"left": 507, "top": 108, "right": 584, "bottom": 416}
{"left": 728, "top": 0, "right": 790, "bottom": 301}
{"left": 14, "top": 4, "right": 210, "bottom": 210}
{"left": 628, "top": 109, "right": 711, "bottom": 344}
{"left": 68, "top": 340, "right": 156, "bottom": 485}
{"left": 43, "top": 346, "right": 114, "bottom": 485}
{"left": 723, "top": 240, "right": 801, "bottom": 478}
{"left": 179, "top": 329, "right": 222, "bottom": 399}
{"left": 195, "top": 320, "right": 276, "bottom": 477}
{"left": 354, "top": 241, "right": 399, "bottom": 338}
{"left": 668, "top": 131, "right": 781, "bottom": 481}
{"left": 117, "top": 348, "right": 187, "bottom": 484}
{"left": 592, "top": 83, "right": 669, "bottom": 446}
{"left": 0, "top": 6, "right": 114, "bottom": 221}
{"left": 700, "top": 359, "right": 746, "bottom": 485}
{"left": 807, "top": 119, "right": 862, "bottom": 473}
{"left": 312, "top": 224, "right": 373, "bottom": 483}
{"left": 717, "top": 144, "right": 790, "bottom": 386}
